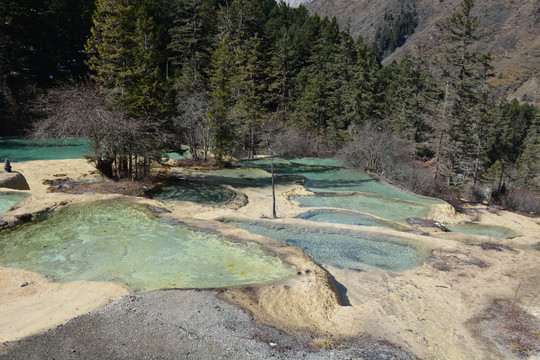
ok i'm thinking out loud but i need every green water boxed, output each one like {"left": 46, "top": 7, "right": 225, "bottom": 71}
{"left": 0, "top": 191, "right": 29, "bottom": 214}
{"left": 0, "top": 137, "right": 90, "bottom": 162}
{"left": 0, "top": 137, "right": 187, "bottom": 163}
{"left": 180, "top": 166, "right": 305, "bottom": 188}
{"left": 221, "top": 218, "right": 427, "bottom": 272}
{"left": 446, "top": 223, "right": 520, "bottom": 239}
{"left": 239, "top": 158, "right": 443, "bottom": 204}
{"left": 146, "top": 181, "right": 234, "bottom": 204}
{"left": 0, "top": 201, "right": 296, "bottom": 292}
{"left": 296, "top": 209, "right": 410, "bottom": 232}
{"left": 238, "top": 158, "right": 441, "bottom": 223}
{"left": 292, "top": 192, "right": 433, "bottom": 224}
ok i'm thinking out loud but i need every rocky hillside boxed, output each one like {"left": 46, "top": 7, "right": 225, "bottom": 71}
{"left": 283, "top": 0, "right": 314, "bottom": 7}
{"left": 304, "top": 0, "right": 540, "bottom": 105}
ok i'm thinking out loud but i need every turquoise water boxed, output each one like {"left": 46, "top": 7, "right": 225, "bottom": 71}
{"left": 0, "top": 191, "right": 29, "bottom": 214}
{"left": 0, "top": 201, "right": 296, "bottom": 292}
{"left": 146, "top": 181, "right": 234, "bottom": 204}
{"left": 296, "top": 209, "right": 410, "bottom": 231}
{"left": 446, "top": 223, "right": 520, "bottom": 239}
{"left": 221, "top": 218, "right": 427, "bottom": 272}
{"left": 239, "top": 158, "right": 442, "bottom": 204}
{"left": 0, "top": 137, "right": 90, "bottom": 162}
{"left": 0, "top": 137, "right": 186, "bottom": 163}
{"left": 180, "top": 167, "right": 305, "bottom": 188}
{"left": 292, "top": 192, "right": 433, "bottom": 223}
{"left": 238, "top": 158, "right": 441, "bottom": 223}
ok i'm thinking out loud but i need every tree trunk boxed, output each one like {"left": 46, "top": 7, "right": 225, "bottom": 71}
{"left": 269, "top": 144, "right": 277, "bottom": 219}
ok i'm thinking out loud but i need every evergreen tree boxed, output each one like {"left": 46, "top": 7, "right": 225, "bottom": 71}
{"left": 86, "top": 0, "right": 165, "bottom": 117}
{"left": 515, "top": 125, "right": 540, "bottom": 190}
{"left": 167, "top": 0, "right": 216, "bottom": 84}
{"left": 86, "top": 0, "right": 136, "bottom": 96}
{"left": 384, "top": 53, "right": 438, "bottom": 157}
{"left": 436, "top": 0, "right": 494, "bottom": 182}
{"left": 125, "top": 0, "right": 166, "bottom": 117}
{"left": 330, "top": 23, "right": 357, "bottom": 137}
{"left": 208, "top": 36, "right": 236, "bottom": 162}
{"left": 232, "top": 34, "right": 266, "bottom": 158}
{"left": 345, "top": 36, "right": 381, "bottom": 126}
{"left": 268, "top": 27, "right": 296, "bottom": 123}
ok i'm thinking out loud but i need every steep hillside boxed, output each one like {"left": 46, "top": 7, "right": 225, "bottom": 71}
{"left": 305, "top": 0, "right": 540, "bottom": 105}
{"left": 283, "top": 0, "right": 314, "bottom": 7}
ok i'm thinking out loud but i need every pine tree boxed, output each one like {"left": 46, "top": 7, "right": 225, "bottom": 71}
{"left": 167, "top": 0, "right": 216, "bottom": 84}
{"left": 384, "top": 53, "right": 438, "bottom": 157}
{"left": 232, "top": 34, "right": 266, "bottom": 159}
{"left": 208, "top": 36, "right": 236, "bottom": 163}
{"left": 86, "top": 0, "right": 165, "bottom": 117}
{"left": 86, "top": 0, "right": 136, "bottom": 97}
{"left": 515, "top": 125, "right": 540, "bottom": 190}
{"left": 268, "top": 27, "right": 296, "bottom": 123}
{"left": 436, "top": 0, "right": 493, "bottom": 181}
{"left": 125, "top": 0, "right": 165, "bottom": 117}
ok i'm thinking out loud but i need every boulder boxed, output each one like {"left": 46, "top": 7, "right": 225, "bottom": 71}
{"left": 0, "top": 171, "right": 30, "bottom": 190}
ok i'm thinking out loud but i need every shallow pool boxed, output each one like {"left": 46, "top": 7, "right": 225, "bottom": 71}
{"left": 292, "top": 192, "right": 434, "bottom": 224}
{"left": 0, "top": 137, "right": 186, "bottom": 163}
{"left": 146, "top": 181, "right": 234, "bottom": 204}
{"left": 0, "top": 191, "right": 29, "bottom": 214}
{"left": 240, "top": 158, "right": 443, "bottom": 204}
{"left": 222, "top": 218, "right": 427, "bottom": 272}
{"left": 446, "top": 223, "right": 520, "bottom": 239}
{"left": 296, "top": 209, "right": 410, "bottom": 231}
{"left": 0, "top": 137, "right": 90, "bottom": 162}
{"left": 0, "top": 201, "right": 296, "bottom": 292}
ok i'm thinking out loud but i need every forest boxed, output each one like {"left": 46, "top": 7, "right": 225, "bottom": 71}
{"left": 1, "top": 0, "right": 539, "bottom": 211}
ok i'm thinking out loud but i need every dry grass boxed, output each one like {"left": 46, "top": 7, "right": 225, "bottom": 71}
{"left": 44, "top": 177, "right": 152, "bottom": 196}
{"left": 312, "top": 337, "right": 346, "bottom": 350}
{"left": 491, "top": 300, "right": 540, "bottom": 357}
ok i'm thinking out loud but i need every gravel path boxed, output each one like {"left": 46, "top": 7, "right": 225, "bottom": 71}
{"left": 0, "top": 290, "right": 414, "bottom": 360}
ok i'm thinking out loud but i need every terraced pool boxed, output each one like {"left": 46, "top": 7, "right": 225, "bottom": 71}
{"left": 0, "top": 201, "right": 296, "bottom": 292}
{"left": 221, "top": 218, "right": 428, "bottom": 272}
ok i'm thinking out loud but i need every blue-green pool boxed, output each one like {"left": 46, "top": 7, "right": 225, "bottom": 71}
{"left": 221, "top": 218, "right": 427, "bottom": 272}
{"left": 239, "top": 158, "right": 443, "bottom": 203}
{"left": 0, "top": 201, "right": 296, "bottom": 292}
{"left": 292, "top": 192, "right": 434, "bottom": 224}
{"left": 0, "top": 137, "right": 90, "bottom": 162}
{"left": 0, "top": 137, "right": 187, "bottom": 163}
{"left": 296, "top": 209, "right": 410, "bottom": 231}
{"left": 446, "top": 223, "right": 520, "bottom": 239}
{"left": 145, "top": 181, "right": 234, "bottom": 204}
{"left": 0, "top": 191, "right": 29, "bottom": 214}
{"left": 239, "top": 158, "right": 442, "bottom": 223}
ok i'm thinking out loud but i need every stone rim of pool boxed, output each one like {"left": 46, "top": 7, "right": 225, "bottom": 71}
{"left": 0, "top": 198, "right": 306, "bottom": 293}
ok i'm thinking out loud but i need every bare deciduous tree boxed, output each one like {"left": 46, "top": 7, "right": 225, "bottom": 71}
{"left": 173, "top": 90, "right": 212, "bottom": 162}
{"left": 32, "top": 82, "right": 162, "bottom": 179}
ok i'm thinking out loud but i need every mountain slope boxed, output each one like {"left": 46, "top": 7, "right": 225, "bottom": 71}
{"left": 306, "top": 0, "right": 540, "bottom": 105}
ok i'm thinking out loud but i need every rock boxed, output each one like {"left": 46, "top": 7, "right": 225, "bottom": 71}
{"left": 0, "top": 172, "right": 30, "bottom": 191}
{"left": 407, "top": 218, "right": 448, "bottom": 231}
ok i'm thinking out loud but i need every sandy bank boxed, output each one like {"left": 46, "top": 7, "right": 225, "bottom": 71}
{"left": 0, "top": 266, "right": 129, "bottom": 342}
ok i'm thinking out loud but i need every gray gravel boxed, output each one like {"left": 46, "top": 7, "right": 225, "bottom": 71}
{"left": 0, "top": 290, "right": 414, "bottom": 360}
